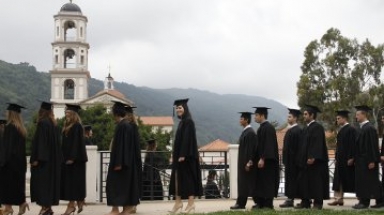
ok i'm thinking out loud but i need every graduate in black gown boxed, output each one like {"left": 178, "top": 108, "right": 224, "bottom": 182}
{"left": 30, "top": 101, "right": 62, "bottom": 215}
{"left": 329, "top": 110, "right": 356, "bottom": 207}
{"left": 142, "top": 139, "right": 164, "bottom": 200}
{"left": 376, "top": 115, "right": 384, "bottom": 208}
{"left": 230, "top": 112, "right": 257, "bottom": 210}
{"left": 0, "top": 119, "right": 5, "bottom": 209}
{"left": 83, "top": 125, "right": 94, "bottom": 146}
{"left": 204, "top": 170, "right": 221, "bottom": 199}
{"left": 280, "top": 108, "right": 302, "bottom": 208}
{"left": 169, "top": 99, "right": 203, "bottom": 214}
{"left": 60, "top": 104, "right": 88, "bottom": 215}
{"left": 124, "top": 105, "right": 142, "bottom": 213}
{"left": 252, "top": 107, "right": 279, "bottom": 209}
{"left": 106, "top": 101, "right": 141, "bottom": 215}
{"left": 0, "top": 103, "right": 29, "bottom": 215}
{"left": 295, "top": 105, "right": 329, "bottom": 209}
{"left": 352, "top": 105, "right": 382, "bottom": 209}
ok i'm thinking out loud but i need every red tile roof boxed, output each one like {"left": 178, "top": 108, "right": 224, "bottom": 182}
{"left": 139, "top": 116, "right": 174, "bottom": 126}
{"left": 199, "top": 139, "right": 230, "bottom": 152}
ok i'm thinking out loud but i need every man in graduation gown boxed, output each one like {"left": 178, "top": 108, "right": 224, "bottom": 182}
{"left": 375, "top": 115, "right": 384, "bottom": 208}
{"left": 328, "top": 110, "right": 356, "bottom": 206}
{"left": 295, "top": 105, "right": 329, "bottom": 209}
{"left": 253, "top": 107, "right": 279, "bottom": 209}
{"left": 106, "top": 101, "right": 141, "bottom": 215}
{"left": 230, "top": 112, "right": 258, "bottom": 210}
{"left": 279, "top": 108, "right": 302, "bottom": 208}
{"left": 352, "top": 105, "right": 382, "bottom": 209}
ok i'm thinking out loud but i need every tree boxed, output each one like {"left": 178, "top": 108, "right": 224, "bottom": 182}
{"left": 297, "top": 28, "right": 384, "bottom": 129}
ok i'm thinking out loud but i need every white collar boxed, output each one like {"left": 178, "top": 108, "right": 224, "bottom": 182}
{"left": 307, "top": 120, "right": 315, "bottom": 126}
{"left": 359, "top": 120, "right": 369, "bottom": 128}
{"left": 243, "top": 124, "right": 252, "bottom": 131}
{"left": 340, "top": 122, "right": 349, "bottom": 128}
{"left": 287, "top": 123, "right": 298, "bottom": 129}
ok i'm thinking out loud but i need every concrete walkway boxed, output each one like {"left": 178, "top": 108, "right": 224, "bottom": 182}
{"left": 9, "top": 198, "right": 384, "bottom": 215}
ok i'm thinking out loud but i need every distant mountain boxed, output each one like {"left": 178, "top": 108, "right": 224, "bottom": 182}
{"left": 0, "top": 60, "right": 288, "bottom": 145}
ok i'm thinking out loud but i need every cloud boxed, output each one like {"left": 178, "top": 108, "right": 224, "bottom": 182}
{"left": 1, "top": 0, "right": 384, "bottom": 108}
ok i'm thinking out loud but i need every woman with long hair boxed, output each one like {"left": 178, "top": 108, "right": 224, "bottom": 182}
{"left": 0, "top": 103, "right": 29, "bottom": 215}
{"left": 169, "top": 99, "right": 203, "bottom": 214}
{"left": 30, "top": 101, "right": 62, "bottom": 215}
{"left": 106, "top": 102, "right": 141, "bottom": 215}
{"left": 60, "top": 104, "right": 87, "bottom": 215}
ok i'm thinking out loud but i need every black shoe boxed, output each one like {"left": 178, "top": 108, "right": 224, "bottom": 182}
{"left": 280, "top": 200, "right": 294, "bottom": 208}
{"left": 251, "top": 204, "right": 261, "bottom": 209}
{"left": 313, "top": 204, "right": 323, "bottom": 210}
{"left": 230, "top": 204, "right": 245, "bottom": 210}
{"left": 352, "top": 203, "right": 369, "bottom": 209}
{"left": 294, "top": 203, "right": 310, "bottom": 209}
{"left": 371, "top": 202, "right": 384, "bottom": 209}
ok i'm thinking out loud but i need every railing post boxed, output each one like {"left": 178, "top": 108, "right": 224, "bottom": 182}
{"left": 86, "top": 145, "right": 98, "bottom": 203}
{"left": 228, "top": 144, "right": 239, "bottom": 199}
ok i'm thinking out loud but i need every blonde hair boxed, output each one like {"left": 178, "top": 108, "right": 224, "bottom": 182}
{"left": 38, "top": 108, "right": 57, "bottom": 126}
{"left": 7, "top": 110, "right": 27, "bottom": 138}
{"left": 63, "top": 110, "right": 82, "bottom": 135}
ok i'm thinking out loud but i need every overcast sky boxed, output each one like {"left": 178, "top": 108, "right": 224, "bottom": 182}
{"left": 1, "top": 0, "right": 384, "bottom": 108}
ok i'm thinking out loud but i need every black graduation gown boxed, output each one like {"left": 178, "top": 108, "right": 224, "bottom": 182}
{"left": 84, "top": 137, "right": 93, "bottom": 146}
{"left": 282, "top": 125, "right": 302, "bottom": 199}
{"left": 0, "top": 124, "right": 26, "bottom": 205}
{"left": 131, "top": 123, "right": 143, "bottom": 199}
{"left": 30, "top": 119, "right": 62, "bottom": 206}
{"left": 254, "top": 121, "right": 280, "bottom": 198}
{"left": 106, "top": 119, "right": 141, "bottom": 206}
{"left": 142, "top": 152, "right": 164, "bottom": 200}
{"left": 236, "top": 127, "right": 257, "bottom": 201}
{"left": 296, "top": 121, "right": 329, "bottom": 200}
{"left": 332, "top": 124, "right": 356, "bottom": 193}
{"left": 381, "top": 137, "right": 384, "bottom": 188}
{"left": 60, "top": 122, "right": 88, "bottom": 201}
{"left": 204, "top": 180, "right": 221, "bottom": 199}
{"left": 169, "top": 118, "right": 203, "bottom": 199}
{"left": 355, "top": 122, "right": 382, "bottom": 199}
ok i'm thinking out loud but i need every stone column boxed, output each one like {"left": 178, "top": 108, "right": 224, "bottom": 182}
{"left": 228, "top": 144, "right": 239, "bottom": 199}
{"left": 86, "top": 145, "right": 98, "bottom": 202}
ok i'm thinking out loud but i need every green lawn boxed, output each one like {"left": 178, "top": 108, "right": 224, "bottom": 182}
{"left": 194, "top": 209, "right": 384, "bottom": 215}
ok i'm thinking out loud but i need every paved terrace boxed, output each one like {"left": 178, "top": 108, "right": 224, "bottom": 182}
{"left": 11, "top": 198, "right": 383, "bottom": 215}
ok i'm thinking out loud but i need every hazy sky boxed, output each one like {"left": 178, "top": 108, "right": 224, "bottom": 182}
{"left": 1, "top": 0, "right": 384, "bottom": 108}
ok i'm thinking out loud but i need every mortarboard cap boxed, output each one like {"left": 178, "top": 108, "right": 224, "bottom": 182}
{"left": 65, "top": 104, "right": 81, "bottom": 113}
{"left": 238, "top": 112, "right": 253, "bottom": 119}
{"left": 84, "top": 125, "right": 92, "bottom": 131}
{"left": 288, "top": 108, "right": 302, "bottom": 117}
{"left": 146, "top": 138, "right": 156, "bottom": 145}
{"left": 355, "top": 105, "right": 372, "bottom": 112}
{"left": 253, "top": 107, "right": 270, "bottom": 115}
{"left": 336, "top": 110, "right": 350, "bottom": 118}
{"left": 304, "top": 104, "right": 321, "bottom": 113}
{"left": 40, "top": 101, "right": 54, "bottom": 110}
{"left": 6, "top": 103, "right": 26, "bottom": 113}
{"left": 125, "top": 105, "right": 137, "bottom": 113}
{"left": 174, "top": 98, "right": 189, "bottom": 106}
{"left": 0, "top": 119, "right": 6, "bottom": 125}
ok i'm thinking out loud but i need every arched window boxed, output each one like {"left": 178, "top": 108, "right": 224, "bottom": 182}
{"left": 64, "top": 49, "right": 76, "bottom": 68}
{"left": 64, "top": 79, "right": 75, "bottom": 99}
{"left": 64, "top": 21, "right": 77, "bottom": 41}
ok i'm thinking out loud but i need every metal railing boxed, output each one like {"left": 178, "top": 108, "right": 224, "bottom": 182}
{"left": 98, "top": 150, "right": 229, "bottom": 202}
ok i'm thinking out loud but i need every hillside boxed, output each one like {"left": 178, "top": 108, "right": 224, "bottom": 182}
{"left": 0, "top": 60, "right": 288, "bottom": 145}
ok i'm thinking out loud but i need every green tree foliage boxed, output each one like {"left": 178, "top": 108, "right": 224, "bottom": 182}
{"left": 297, "top": 28, "right": 384, "bottom": 130}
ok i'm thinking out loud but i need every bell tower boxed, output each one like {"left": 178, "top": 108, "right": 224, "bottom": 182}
{"left": 50, "top": 0, "right": 90, "bottom": 118}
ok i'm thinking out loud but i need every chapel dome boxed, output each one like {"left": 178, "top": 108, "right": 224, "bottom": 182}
{"left": 60, "top": 2, "right": 82, "bottom": 13}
